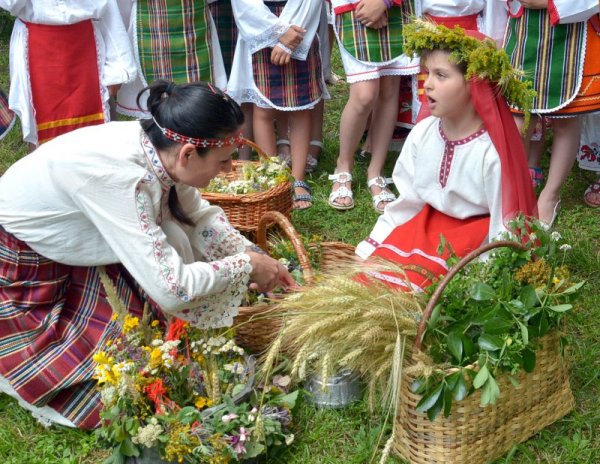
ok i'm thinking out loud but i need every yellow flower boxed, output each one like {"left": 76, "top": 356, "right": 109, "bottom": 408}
{"left": 122, "top": 315, "right": 140, "bottom": 334}
{"left": 150, "top": 348, "right": 163, "bottom": 368}
{"left": 93, "top": 351, "right": 111, "bottom": 365}
{"left": 110, "top": 313, "right": 119, "bottom": 322}
{"left": 151, "top": 320, "right": 160, "bottom": 327}
{"left": 194, "top": 396, "right": 213, "bottom": 410}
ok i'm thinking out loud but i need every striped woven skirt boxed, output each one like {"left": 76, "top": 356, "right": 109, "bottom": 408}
{"left": 209, "top": 0, "right": 237, "bottom": 78}
{"left": 333, "top": 2, "right": 419, "bottom": 83}
{"left": 251, "top": 2, "right": 323, "bottom": 109}
{"left": 0, "top": 227, "right": 149, "bottom": 429}
{"left": 0, "top": 87, "right": 15, "bottom": 141}
{"left": 137, "top": 0, "right": 214, "bottom": 84}
{"left": 504, "top": 10, "right": 600, "bottom": 115}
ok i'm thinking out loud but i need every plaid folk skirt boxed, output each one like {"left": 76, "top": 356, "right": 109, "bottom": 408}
{"left": 209, "top": 0, "right": 238, "bottom": 78}
{"left": 0, "top": 227, "right": 148, "bottom": 429}
{"left": 251, "top": 2, "right": 324, "bottom": 109}
{"left": 0, "top": 87, "right": 15, "bottom": 141}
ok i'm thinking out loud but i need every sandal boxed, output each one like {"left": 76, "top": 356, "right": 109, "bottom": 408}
{"left": 328, "top": 171, "right": 354, "bottom": 210}
{"left": 529, "top": 167, "right": 544, "bottom": 189}
{"left": 292, "top": 180, "right": 313, "bottom": 211}
{"left": 305, "top": 140, "right": 322, "bottom": 173}
{"left": 583, "top": 177, "right": 600, "bottom": 207}
{"left": 539, "top": 199, "right": 561, "bottom": 231}
{"left": 367, "top": 176, "right": 396, "bottom": 214}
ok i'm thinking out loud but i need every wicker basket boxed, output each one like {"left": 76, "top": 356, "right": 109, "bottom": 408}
{"left": 234, "top": 211, "right": 356, "bottom": 353}
{"left": 394, "top": 241, "right": 575, "bottom": 464}
{"left": 201, "top": 140, "right": 292, "bottom": 233}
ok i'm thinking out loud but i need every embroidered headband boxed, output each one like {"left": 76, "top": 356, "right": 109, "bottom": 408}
{"left": 152, "top": 116, "right": 244, "bottom": 148}
{"left": 403, "top": 19, "right": 537, "bottom": 125}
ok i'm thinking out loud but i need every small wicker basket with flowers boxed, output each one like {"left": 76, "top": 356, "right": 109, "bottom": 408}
{"left": 201, "top": 140, "right": 293, "bottom": 235}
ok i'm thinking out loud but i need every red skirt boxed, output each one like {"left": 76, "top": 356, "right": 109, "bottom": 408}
{"left": 0, "top": 227, "right": 151, "bottom": 429}
{"left": 366, "top": 205, "right": 489, "bottom": 291}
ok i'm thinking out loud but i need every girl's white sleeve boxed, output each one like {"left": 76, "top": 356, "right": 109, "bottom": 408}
{"left": 96, "top": 0, "right": 137, "bottom": 86}
{"left": 547, "top": 0, "right": 599, "bottom": 25}
{"left": 231, "top": 0, "right": 289, "bottom": 54}
{"left": 355, "top": 131, "right": 426, "bottom": 259}
{"left": 482, "top": 149, "right": 506, "bottom": 241}
{"left": 72, "top": 179, "right": 252, "bottom": 327}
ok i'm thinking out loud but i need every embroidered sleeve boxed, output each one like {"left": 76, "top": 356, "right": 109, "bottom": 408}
{"left": 170, "top": 252, "right": 252, "bottom": 329}
{"left": 191, "top": 212, "right": 253, "bottom": 261}
{"left": 232, "top": 0, "right": 290, "bottom": 53}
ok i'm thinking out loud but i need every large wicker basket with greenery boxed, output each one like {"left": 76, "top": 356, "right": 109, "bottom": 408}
{"left": 201, "top": 141, "right": 292, "bottom": 234}
{"left": 394, "top": 241, "right": 574, "bottom": 464}
{"left": 233, "top": 211, "right": 356, "bottom": 353}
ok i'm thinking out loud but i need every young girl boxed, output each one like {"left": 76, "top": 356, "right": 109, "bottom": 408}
{"left": 1, "top": 0, "right": 136, "bottom": 146}
{"left": 503, "top": 0, "right": 600, "bottom": 226}
{"left": 0, "top": 80, "right": 293, "bottom": 429}
{"left": 328, "top": 0, "right": 420, "bottom": 213}
{"left": 356, "top": 21, "right": 537, "bottom": 289}
{"left": 228, "top": 0, "right": 328, "bottom": 210}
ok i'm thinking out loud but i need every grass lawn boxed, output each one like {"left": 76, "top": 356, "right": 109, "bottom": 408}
{"left": 0, "top": 9, "right": 599, "bottom": 464}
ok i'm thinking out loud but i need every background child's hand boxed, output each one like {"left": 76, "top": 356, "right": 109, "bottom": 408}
{"left": 517, "top": 0, "right": 548, "bottom": 9}
{"left": 279, "top": 25, "right": 306, "bottom": 50}
{"left": 271, "top": 45, "right": 292, "bottom": 66}
{"left": 355, "top": 0, "right": 388, "bottom": 28}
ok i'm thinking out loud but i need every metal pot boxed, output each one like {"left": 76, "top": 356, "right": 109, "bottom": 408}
{"left": 304, "top": 369, "right": 363, "bottom": 408}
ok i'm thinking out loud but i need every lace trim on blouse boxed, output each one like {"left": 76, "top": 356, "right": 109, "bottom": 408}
{"left": 246, "top": 21, "right": 289, "bottom": 53}
{"left": 172, "top": 253, "right": 252, "bottom": 329}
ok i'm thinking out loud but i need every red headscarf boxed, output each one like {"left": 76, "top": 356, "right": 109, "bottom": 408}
{"left": 417, "top": 29, "right": 538, "bottom": 224}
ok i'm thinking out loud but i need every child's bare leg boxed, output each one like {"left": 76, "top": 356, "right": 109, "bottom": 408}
{"left": 239, "top": 103, "right": 254, "bottom": 160}
{"left": 538, "top": 116, "right": 581, "bottom": 224}
{"left": 307, "top": 100, "right": 325, "bottom": 170}
{"left": 367, "top": 75, "right": 400, "bottom": 211}
{"left": 252, "top": 105, "right": 277, "bottom": 157}
{"left": 332, "top": 79, "right": 379, "bottom": 207}
{"left": 289, "top": 110, "right": 312, "bottom": 209}
{"left": 275, "top": 111, "right": 291, "bottom": 162}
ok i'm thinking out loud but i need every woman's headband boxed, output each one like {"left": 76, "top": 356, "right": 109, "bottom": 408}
{"left": 152, "top": 116, "right": 244, "bottom": 148}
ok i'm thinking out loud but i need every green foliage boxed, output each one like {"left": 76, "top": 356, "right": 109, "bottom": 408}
{"left": 412, "top": 217, "right": 584, "bottom": 420}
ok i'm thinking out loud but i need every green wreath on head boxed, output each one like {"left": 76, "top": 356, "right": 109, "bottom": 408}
{"left": 403, "top": 19, "right": 537, "bottom": 128}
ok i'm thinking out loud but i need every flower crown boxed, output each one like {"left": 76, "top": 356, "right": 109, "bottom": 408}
{"left": 403, "top": 20, "right": 536, "bottom": 123}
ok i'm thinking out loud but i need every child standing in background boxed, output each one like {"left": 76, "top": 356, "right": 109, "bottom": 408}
{"left": 0, "top": 0, "right": 136, "bottom": 146}
{"left": 228, "top": 0, "right": 328, "bottom": 211}
{"left": 503, "top": 0, "right": 600, "bottom": 227}
{"left": 328, "top": 0, "right": 419, "bottom": 213}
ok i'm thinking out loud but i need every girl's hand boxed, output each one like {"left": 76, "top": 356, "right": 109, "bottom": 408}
{"left": 517, "top": 0, "right": 548, "bottom": 9}
{"left": 355, "top": 0, "right": 388, "bottom": 27}
{"left": 247, "top": 252, "right": 297, "bottom": 292}
{"left": 271, "top": 45, "right": 292, "bottom": 66}
{"left": 280, "top": 25, "right": 306, "bottom": 50}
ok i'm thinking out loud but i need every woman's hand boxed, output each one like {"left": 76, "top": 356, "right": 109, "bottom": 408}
{"left": 355, "top": 0, "right": 388, "bottom": 28}
{"left": 246, "top": 252, "right": 298, "bottom": 292}
{"left": 279, "top": 25, "right": 306, "bottom": 50}
{"left": 517, "top": 0, "right": 548, "bottom": 9}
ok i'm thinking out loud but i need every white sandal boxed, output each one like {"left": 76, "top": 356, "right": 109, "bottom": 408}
{"left": 367, "top": 176, "right": 396, "bottom": 214}
{"left": 306, "top": 140, "right": 323, "bottom": 173}
{"left": 328, "top": 171, "right": 354, "bottom": 210}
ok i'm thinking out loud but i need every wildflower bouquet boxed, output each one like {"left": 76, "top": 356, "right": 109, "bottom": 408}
{"left": 204, "top": 156, "right": 290, "bottom": 195}
{"left": 94, "top": 312, "right": 298, "bottom": 463}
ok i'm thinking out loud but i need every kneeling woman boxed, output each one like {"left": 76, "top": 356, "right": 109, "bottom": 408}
{"left": 0, "top": 80, "right": 294, "bottom": 429}
{"left": 356, "top": 22, "right": 538, "bottom": 291}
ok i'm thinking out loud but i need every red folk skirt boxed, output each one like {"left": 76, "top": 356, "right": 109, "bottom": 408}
{"left": 365, "top": 205, "right": 490, "bottom": 291}
{"left": 0, "top": 226, "right": 150, "bottom": 429}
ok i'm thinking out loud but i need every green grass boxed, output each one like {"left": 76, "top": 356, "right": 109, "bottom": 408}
{"left": 1, "top": 13, "right": 599, "bottom": 463}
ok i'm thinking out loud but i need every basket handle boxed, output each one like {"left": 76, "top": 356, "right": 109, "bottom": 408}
{"left": 256, "top": 211, "right": 316, "bottom": 285}
{"left": 241, "top": 138, "right": 271, "bottom": 161}
{"left": 414, "top": 240, "right": 528, "bottom": 352}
